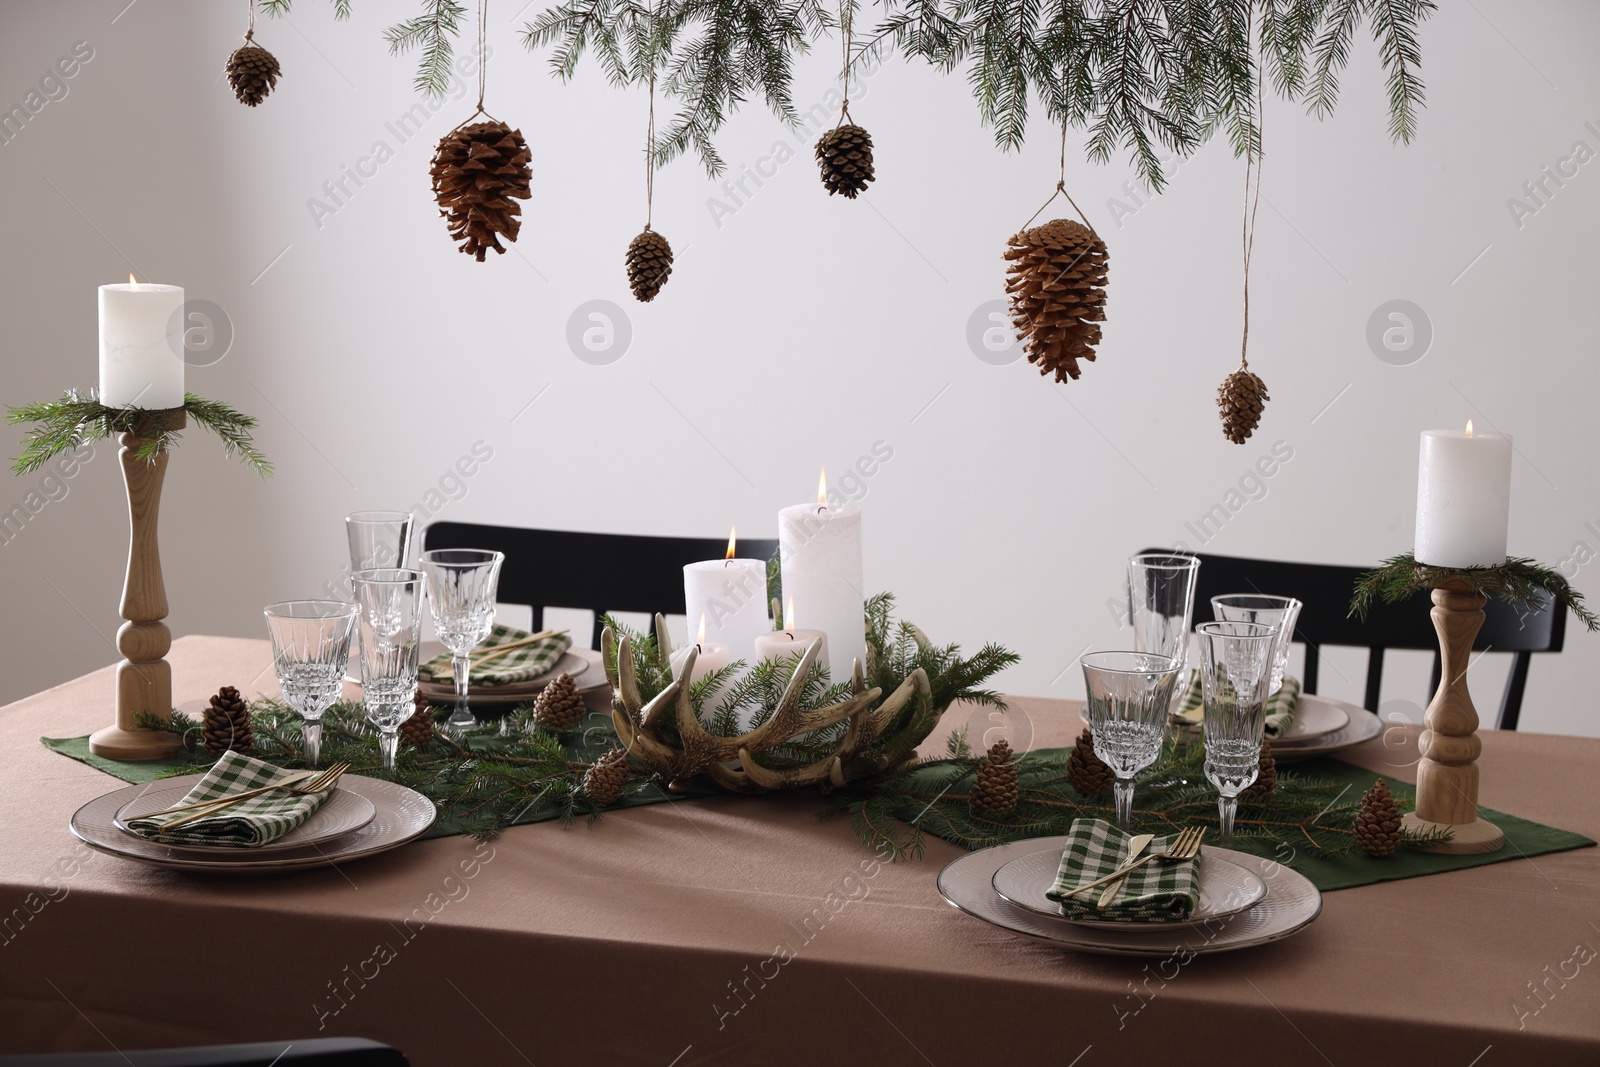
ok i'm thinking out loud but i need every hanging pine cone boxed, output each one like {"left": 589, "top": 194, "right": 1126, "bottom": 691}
{"left": 1217, "top": 366, "right": 1269, "bottom": 444}
{"left": 533, "top": 673, "right": 586, "bottom": 730}
{"left": 1241, "top": 741, "right": 1276, "bottom": 800}
{"left": 969, "top": 739, "right": 1020, "bottom": 817}
{"left": 202, "top": 686, "right": 253, "bottom": 756}
{"left": 626, "top": 228, "right": 674, "bottom": 302}
{"left": 1356, "top": 778, "right": 1405, "bottom": 858}
{"left": 583, "top": 749, "right": 631, "bottom": 806}
{"left": 815, "top": 123, "right": 875, "bottom": 199}
{"left": 401, "top": 693, "right": 435, "bottom": 749}
{"left": 226, "top": 42, "right": 281, "bottom": 107}
{"left": 429, "top": 120, "right": 533, "bottom": 261}
{"left": 1066, "top": 727, "right": 1115, "bottom": 798}
{"left": 1004, "top": 219, "right": 1109, "bottom": 384}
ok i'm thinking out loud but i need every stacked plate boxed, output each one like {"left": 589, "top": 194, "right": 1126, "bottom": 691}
{"left": 411, "top": 646, "right": 610, "bottom": 710}
{"left": 1265, "top": 693, "right": 1382, "bottom": 762}
{"left": 70, "top": 774, "right": 436, "bottom": 873}
{"left": 938, "top": 835, "right": 1322, "bottom": 956}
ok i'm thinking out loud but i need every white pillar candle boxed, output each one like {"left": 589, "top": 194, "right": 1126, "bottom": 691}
{"left": 754, "top": 597, "right": 828, "bottom": 669}
{"left": 99, "top": 278, "right": 185, "bottom": 409}
{"left": 1415, "top": 422, "right": 1513, "bottom": 568}
{"left": 683, "top": 527, "right": 770, "bottom": 661}
{"left": 778, "top": 470, "right": 865, "bottom": 681}
{"left": 669, "top": 614, "right": 734, "bottom": 718}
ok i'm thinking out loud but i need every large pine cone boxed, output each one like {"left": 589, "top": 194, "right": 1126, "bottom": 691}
{"left": 533, "top": 673, "right": 586, "bottom": 730}
{"left": 1217, "top": 367, "right": 1269, "bottom": 444}
{"left": 1004, "top": 219, "right": 1109, "bottom": 384}
{"left": 226, "top": 43, "right": 281, "bottom": 107}
{"left": 1357, "top": 778, "right": 1404, "bottom": 857}
{"left": 970, "top": 739, "right": 1020, "bottom": 817}
{"left": 430, "top": 121, "right": 533, "bottom": 261}
{"left": 815, "top": 124, "right": 875, "bottom": 199}
{"left": 401, "top": 693, "right": 435, "bottom": 749}
{"left": 583, "top": 749, "right": 631, "bottom": 807}
{"left": 626, "top": 228, "right": 674, "bottom": 302}
{"left": 1066, "top": 727, "right": 1115, "bottom": 798}
{"left": 203, "top": 686, "right": 253, "bottom": 756}
{"left": 1241, "top": 741, "right": 1276, "bottom": 800}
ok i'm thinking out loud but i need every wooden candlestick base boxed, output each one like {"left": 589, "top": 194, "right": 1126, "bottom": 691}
{"left": 88, "top": 422, "right": 185, "bottom": 761}
{"left": 1400, "top": 577, "right": 1504, "bottom": 855}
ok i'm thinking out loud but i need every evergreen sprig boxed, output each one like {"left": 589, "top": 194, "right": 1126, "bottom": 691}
{"left": 385, "top": 0, "right": 471, "bottom": 99}
{"left": 7, "top": 390, "right": 272, "bottom": 477}
{"left": 1350, "top": 553, "right": 1599, "bottom": 634}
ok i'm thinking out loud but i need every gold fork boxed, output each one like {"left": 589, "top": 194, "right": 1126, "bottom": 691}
{"left": 157, "top": 763, "right": 349, "bottom": 828}
{"left": 1059, "top": 826, "right": 1205, "bottom": 902}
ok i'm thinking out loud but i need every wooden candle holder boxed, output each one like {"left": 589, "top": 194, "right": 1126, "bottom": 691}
{"left": 1400, "top": 576, "right": 1505, "bottom": 854}
{"left": 88, "top": 414, "right": 186, "bottom": 761}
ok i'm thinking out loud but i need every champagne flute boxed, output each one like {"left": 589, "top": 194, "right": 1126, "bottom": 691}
{"left": 1211, "top": 594, "right": 1302, "bottom": 695}
{"left": 1128, "top": 553, "right": 1201, "bottom": 701}
{"left": 352, "top": 568, "right": 426, "bottom": 772}
{"left": 263, "top": 601, "right": 358, "bottom": 767}
{"left": 1196, "top": 621, "right": 1278, "bottom": 844}
{"left": 421, "top": 549, "right": 505, "bottom": 733}
{"left": 1081, "top": 652, "right": 1182, "bottom": 829}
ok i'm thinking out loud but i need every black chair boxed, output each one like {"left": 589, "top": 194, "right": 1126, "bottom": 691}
{"left": 423, "top": 522, "right": 779, "bottom": 649}
{"left": 0, "top": 1038, "right": 407, "bottom": 1066}
{"left": 1145, "top": 550, "right": 1565, "bottom": 730}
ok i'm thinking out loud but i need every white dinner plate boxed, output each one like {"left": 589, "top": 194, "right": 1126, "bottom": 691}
{"left": 991, "top": 845, "right": 1267, "bottom": 928}
{"left": 1272, "top": 703, "right": 1382, "bottom": 762}
{"left": 939, "top": 837, "right": 1321, "bottom": 957}
{"left": 1272, "top": 694, "right": 1350, "bottom": 744}
{"left": 72, "top": 774, "right": 435, "bottom": 874}
{"left": 112, "top": 779, "right": 377, "bottom": 854}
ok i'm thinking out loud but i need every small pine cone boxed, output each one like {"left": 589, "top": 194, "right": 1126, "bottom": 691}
{"left": 400, "top": 694, "right": 435, "bottom": 749}
{"left": 626, "top": 228, "right": 674, "bottom": 302}
{"left": 1356, "top": 778, "right": 1404, "bottom": 858}
{"left": 583, "top": 749, "right": 631, "bottom": 806}
{"left": 815, "top": 123, "right": 875, "bottom": 199}
{"left": 1241, "top": 741, "right": 1276, "bottom": 800}
{"left": 1066, "top": 727, "right": 1115, "bottom": 798}
{"left": 202, "top": 686, "right": 253, "bottom": 756}
{"left": 1004, "top": 219, "right": 1110, "bottom": 384}
{"left": 533, "top": 673, "right": 586, "bottom": 730}
{"left": 429, "top": 121, "right": 533, "bottom": 261}
{"left": 226, "top": 43, "right": 281, "bottom": 107}
{"left": 969, "top": 740, "right": 1020, "bottom": 817}
{"left": 1217, "top": 367, "right": 1269, "bottom": 444}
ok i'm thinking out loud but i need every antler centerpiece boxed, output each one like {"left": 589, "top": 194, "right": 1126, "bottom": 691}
{"left": 604, "top": 614, "right": 932, "bottom": 794}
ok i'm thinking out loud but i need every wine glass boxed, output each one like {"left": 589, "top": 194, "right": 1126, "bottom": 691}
{"left": 421, "top": 548, "right": 504, "bottom": 733}
{"left": 1196, "top": 621, "right": 1278, "bottom": 844}
{"left": 263, "top": 601, "right": 358, "bottom": 767}
{"left": 1080, "top": 652, "right": 1182, "bottom": 829}
{"left": 1127, "top": 553, "right": 1201, "bottom": 696}
{"left": 1210, "top": 594, "right": 1302, "bottom": 694}
{"left": 352, "top": 568, "right": 426, "bottom": 772}
{"left": 346, "top": 511, "right": 415, "bottom": 575}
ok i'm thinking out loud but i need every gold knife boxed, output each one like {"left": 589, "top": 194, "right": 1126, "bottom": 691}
{"left": 1096, "top": 833, "right": 1155, "bottom": 911}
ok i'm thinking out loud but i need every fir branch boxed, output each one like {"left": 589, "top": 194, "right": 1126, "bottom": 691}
{"left": 7, "top": 391, "right": 271, "bottom": 477}
{"left": 386, "top": 0, "right": 470, "bottom": 99}
{"left": 1350, "top": 553, "right": 1599, "bottom": 633}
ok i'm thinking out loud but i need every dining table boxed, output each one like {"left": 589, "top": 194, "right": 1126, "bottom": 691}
{"left": 1, "top": 635, "right": 1595, "bottom": 1066}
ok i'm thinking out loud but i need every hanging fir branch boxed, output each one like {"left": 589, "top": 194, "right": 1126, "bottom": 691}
{"left": 1350, "top": 553, "right": 1600, "bottom": 633}
{"left": 7, "top": 390, "right": 272, "bottom": 477}
{"left": 385, "top": 0, "right": 471, "bottom": 98}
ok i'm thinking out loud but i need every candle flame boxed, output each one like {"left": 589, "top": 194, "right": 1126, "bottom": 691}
{"left": 725, "top": 525, "right": 737, "bottom": 560}
{"left": 817, "top": 468, "right": 827, "bottom": 504}
{"left": 128, "top": 273, "right": 138, "bottom": 289}
{"left": 696, "top": 612, "right": 707, "bottom": 644}
{"left": 785, "top": 596, "right": 796, "bottom": 631}
{"left": 1465, "top": 419, "right": 1475, "bottom": 437}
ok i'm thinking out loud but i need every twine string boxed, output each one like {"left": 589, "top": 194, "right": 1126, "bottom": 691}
{"left": 1021, "top": 123, "right": 1092, "bottom": 232}
{"left": 245, "top": 0, "right": 255, "bottom": 42}
{"left": 1240, "top": 57, "right": 1265, "bottom": 370}
{"left": 644, "top": 1, "right": 657, "bottom": 229}
{"left": 476, "top": 0, "right": 488, "bottom": 114}
{"left": 837, "top": 0, "right": 853, "bottom": 125}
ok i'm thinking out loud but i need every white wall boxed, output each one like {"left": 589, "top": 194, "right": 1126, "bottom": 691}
{"left": 2, "top": 1, "right": 1596, "bottom": 734}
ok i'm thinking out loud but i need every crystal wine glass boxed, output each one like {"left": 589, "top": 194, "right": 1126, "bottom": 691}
{"left": 1196, "top": 621, "right": 1278, "bottom": 844}
{"left": 421, "top": 548, "right": 504, "bottom": 733}
{"left": 1081, "top": 652, "right": 1182, "bottom": 829}
{"left": 1210, "top": 594, "right": 1302, "bottom": 695}
{"left": 1127, "top": 552, "right": 1201, "bottom": 698}
{"left": 352, "top": 568, "right": 426, "bottom": 772}
{"left": 263, "top": 601, "right": 358, "bottom": 767}
{"left": 346, "top": 511, "right": 415, "bottom": 575}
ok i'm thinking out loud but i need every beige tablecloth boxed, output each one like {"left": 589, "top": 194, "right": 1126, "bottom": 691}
{"left": 1, "top": 636, "right": 1595, "bottom": 1066}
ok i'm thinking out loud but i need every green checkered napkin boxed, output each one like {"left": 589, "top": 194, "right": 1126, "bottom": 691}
{"left": 1176, "top": 674, "right": 1301, "bottom": 737}
{"left": 126, "top": 751, "right": 332, "bottom": 848}
{"left": 1045, "top": 819, "right": 1201, "bottom": 923}
{"left": 417, "top": 624, "right": 572, "bottom": 686}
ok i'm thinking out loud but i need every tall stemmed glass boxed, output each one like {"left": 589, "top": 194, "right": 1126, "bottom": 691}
{"left": 352, "top": 569, "right": 426, "bottom": 772}
{"left": 1081, "top": 652, "right": 1182, "bottom": 829}
{"left": 1211, "top": 594, "right": 1302, "bottom": 694}
{"left": 263, "top": 601, "right": 358, "bottom": 767}
{"left": 420, "top": 549, "right": 504, "bottom": 733}
{"left": 1196, "top": 621, "right": 1278, "bottom": 845}
{"left": 1128, "top": 553, "right": 1201, "bottom": 693}
{"left": 346, "top": 511, "right": 415, "bottom": 574}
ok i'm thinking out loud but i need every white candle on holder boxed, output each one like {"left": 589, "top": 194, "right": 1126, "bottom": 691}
{"left": 1415, "top": 422, "right": 1513, "bottom": 569}
{"left": 683, "top": 526, "right": 770, "bottom": 662}
{"left": 778, "top": 469, "right": 865, "bottom": 682}
{"left": 754, "top": 597, "right": 828, "bottom": 668}
{"left": 670, "top": 614, "right": 734, "bottom": 717}
{"left": 99, "top": 276, "right": 185, "bottom": 409}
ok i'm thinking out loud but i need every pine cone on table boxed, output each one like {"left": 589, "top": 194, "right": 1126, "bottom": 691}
{"left": 533, "top": 673, "right": 586, "bottom": 730}
{"left": 1067, "top": 727, "right": 1114, "bottom": 798}
{"left": 429, "top": 120, "right": 533, "bottom": 261}
{"left": 1357, "top": 778, "right": 1404, "bottom": 858}
{"left": 1004, "top": 219, "right": 1109, "bottom": 383}
{"left": 1241, "top": 741, "right": 1276, "bottom": 800}
{"left": 202, "top": 686, "right": 253, "bottom": 756}
{"left": 626, "top": 228, "right": 674, "bottom": 302}
{"left": 1217, "top": 367, "right": 1269, "bottom": 444}
{"left": 226, "top": 43, "right": 281, "bottom": 107}
{"left": 815, "top": 124, "right": 875, "bottom": 198}
{"left": 583, "top": 749, "right": 631, "bottom": 807}
{"left": 970, "top": 739, "right": 1019, "bottom": 817}
{"left": 401, "top": 692, "right": 435, "bottom": 749}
